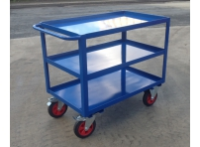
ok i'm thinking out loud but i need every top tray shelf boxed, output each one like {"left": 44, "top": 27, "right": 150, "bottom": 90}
{"left": 34, "top": 11, "right": 169, "bottom": 39}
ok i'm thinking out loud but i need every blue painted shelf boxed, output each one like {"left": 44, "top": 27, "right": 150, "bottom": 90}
{"left": 49, "top": 67, "right": 162, "bottom": 116}
{"left": 47, "top": 40, "right": 164, "bottom": 78}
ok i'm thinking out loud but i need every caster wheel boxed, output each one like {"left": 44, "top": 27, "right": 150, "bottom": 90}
{"left": 48, "top": 102, "right": 67, "bottom": 118}
{"left": 143, "top": 90, "right": 157, "bottom": 106}
{"left": 73, "top": 121, "right": 96, "bottom": 138}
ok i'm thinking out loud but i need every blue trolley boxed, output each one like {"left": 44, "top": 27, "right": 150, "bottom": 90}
{"left": 33, "top": 11, "right": 170, "bottom": 138}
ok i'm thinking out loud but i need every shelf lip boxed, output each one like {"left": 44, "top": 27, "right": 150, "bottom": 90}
{"left": 37, "top": 11, "right": 169, "bottom": 39}
{"left": 51, "top": 79, "right": 80, "bottom": 91}
{"left": 48, "top": 49, "right": 79, "bottom": 60}
{"left": 126, "top": 66, "right": 161, "bottom": 81}
{"left": 87, "top": 50, "right": 164, "bottom": 80}
{"left": 43, "top": 11, "right": 167, "bottom": 27}
{"left": 87, "top": 79, "right": 163, "bottom": 116}
{"left": 48, "top": 39, "right": 164, "bottom": 60}
{"left": 84, "top": 18, "right": 168, "bottom": 39}
{"left": 126, "top": 39, "right": 164, "bottom": 51}
{"left": 48, "top": 68, "right": 164, "bottom": 117}
{"left": 125, "top": 50, "right": 164, "bottom": 65}
{"left": 48, "top": 39, "right": 122, "bottom": 60}
{"left": 46, "top": 39, "right": 164, "bottom": 79}
{"left": 48, "top": 89, "right": 82, "bottom": 114}
{"left": 46, "top": 58, "right": 80, "bottom": 78}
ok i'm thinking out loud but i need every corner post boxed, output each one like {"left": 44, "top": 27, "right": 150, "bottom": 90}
{"left": 40, "top": 32, "right": 50, "bottom": 91}
{"left": 162, "top": 19, "right": 170, "bottom": 82}
{"left": 78, "top": 37, "right": 89, "bottom": 117}
{"left": 121, "top": 31, "right": 127, "bottom": 94}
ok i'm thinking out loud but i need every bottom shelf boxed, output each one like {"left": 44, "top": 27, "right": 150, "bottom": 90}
{"left": 49, "top": 67, "right": 163, "bottom": 115}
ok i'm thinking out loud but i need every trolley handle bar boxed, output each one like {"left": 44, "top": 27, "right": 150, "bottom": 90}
{"left": 33, "top": 24, "right": 80, "bottom": 40}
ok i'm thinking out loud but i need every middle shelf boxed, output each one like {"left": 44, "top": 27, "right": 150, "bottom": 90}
{"left": 47, "top": 40, "right": 164, "bottom": 77}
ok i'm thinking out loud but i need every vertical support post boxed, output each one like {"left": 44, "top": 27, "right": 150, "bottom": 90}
{"left": 121, "top": 31, "right": 126, "bottom": 94}
{"left": 162, "top": 19, "right": 170, "bottom": 82}
{"left": 40, "top": 32, "right": 50, "bottom": 91}
{"left": 78, "top": 37, "right": 88, "bottom": 117}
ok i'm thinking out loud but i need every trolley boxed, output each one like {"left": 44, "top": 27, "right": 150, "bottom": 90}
{"left": 33, "top": 11, "right": 170, "bottom": 138}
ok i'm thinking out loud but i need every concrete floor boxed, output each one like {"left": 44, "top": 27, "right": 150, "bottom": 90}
{"left": 10, "top": 26, "right": 190, "bottom": 147}
{"left": 10, "top": 1, "right": 190, "bottom": 39}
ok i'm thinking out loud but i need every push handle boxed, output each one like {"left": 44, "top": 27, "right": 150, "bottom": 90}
{"left": 33, "top": 24, "right": 80, "bottom": 40}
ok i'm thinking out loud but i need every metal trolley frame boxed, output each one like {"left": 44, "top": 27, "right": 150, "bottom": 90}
{"left": 33, "top": 11, "right": 170, "bottom": 138}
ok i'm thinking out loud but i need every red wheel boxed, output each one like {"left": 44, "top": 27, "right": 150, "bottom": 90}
{"left": 73, "top": 121, "right": 96, "bottom": 138}
{"left": 143, "top": 90, "right": 157, "bottom": 106}
{"left": 48, "top": 102, "right": 67, "bottom": 118}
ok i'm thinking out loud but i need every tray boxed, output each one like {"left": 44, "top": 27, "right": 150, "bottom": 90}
{"left": 34, "top": 11, "right": 168, "bottom": 39}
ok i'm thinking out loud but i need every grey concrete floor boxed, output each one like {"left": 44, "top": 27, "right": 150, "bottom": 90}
{"left": 10, "top": 25, "right": 190, "bottom": 147}
{"left": 10, "top": 1, "right": 190, "bottom": 39}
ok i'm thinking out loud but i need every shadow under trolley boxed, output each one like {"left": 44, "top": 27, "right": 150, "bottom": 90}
{"left": 33, "top": 11, "right": 170, "bottom": 138}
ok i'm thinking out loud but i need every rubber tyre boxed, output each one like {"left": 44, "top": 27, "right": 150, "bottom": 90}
{"left": 48, "top": 102, "right": 67, "bottom": 118}
{"left": 143, "top": 90, "right": 158, "bottom": 106}
{"left": 73, "top": 121, "right": 96, "bottom": 138}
